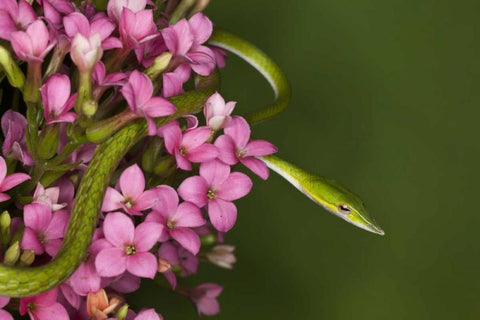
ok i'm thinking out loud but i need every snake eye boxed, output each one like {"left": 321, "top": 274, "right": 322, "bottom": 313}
{"left": 338, "top": 204, "right": 351, "bottom": 214}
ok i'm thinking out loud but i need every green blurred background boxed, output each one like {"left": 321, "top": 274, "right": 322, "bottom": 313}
{"left": 132, "top": 0, "right": 480, "bottom": 318}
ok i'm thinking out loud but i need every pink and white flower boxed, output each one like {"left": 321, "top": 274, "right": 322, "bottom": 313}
{"left": 215, "top": 116, "right": 277, "bottom": 180}
{"left": 204, "top": 92, "right": 236, "bottom": 131}
{"left": 160, "top": 121, "right": 218, "bottom": 171}
{"left": 121, "top": 70, "right": 176, "bottom": 135}
{"left": 178, "top": 160, "right": 252, "bottom": 232}
{"left": 0, "top": 156, "right": 30, "bottom": 202}
{"left": 95, "top": 212, "right": 162, "bottom": 279}
{"left": 102, "top": 164, "right": 158, "bottom": 215}
{"left": 10, "top": 20, "right": 56, "bottom": 62}
{"left": 146, "top": 185, "right": 205, "bottom": 255}
{"left": 40, "top": 74, "right": 78, "bottom": 124}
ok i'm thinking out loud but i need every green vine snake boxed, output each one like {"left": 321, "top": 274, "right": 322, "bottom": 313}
{"left": 0, "top": 28, "right": 383, "bottom": 297}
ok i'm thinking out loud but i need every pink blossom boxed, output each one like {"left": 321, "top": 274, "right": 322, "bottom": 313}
{"left": 161, "top": 13, "right": 216, "bottom": 76}
{"left": 107, "top": 0, "right": 147, "bottom": 22}
{"left": 146, "top": 185, "right": 205, "bottom": 255}
{"left": 178, "top": 160, "right": 252, "bottom": 232}
{"left": 70, "top": 33, "right": 103, "bottom": 72}
{"left": 119, "top": 8, "right": 158, "bottom": 49}
{"left": 121, "top": 70, "right": 176, "bottom": 135}
{"left": 135, "top": 36, "right": 167, "bottom": 68}
{"left": 0, "top": 296, "right": 12, "bottom": 320}
{"left": 10, "top": 20, "right": 56, "bottom": 62}
{"left": 160, "top": 121, "right": 218, "bottom": 171}
{"left": 132, "top": 309, "right": 163, "bottom": 320}
{"left": 102, "top": 164, "right": 158, "bottom": 215}
{"left": 42, "top": 0, "right": 75, "bottom": 30}
{"left": 21, "top": 203, "right": 69, "bottom": 257}
{"left": 19, "top": 288, "right": 69, "bottom": 320}
{"left": 1, "top": 110, "right": 33, "bottom": 165}
{"left": 40, "top": 74, "right": 77, "bottom": 124}
{"left": 162, "top": 64, "right": 190, "bottom": 98}
{"left": 95, "top": 212, "right": 162, "bottom": 279}
{"left": 215, "top": 116, "right": 277, "bottom": 180}
{"left": 33, "top": 183, "right": 68, "bottom": 211}
{"left": 0, "top": 156, "right": 30, "bottom": 202}
{"left": 92, "top": 61, "right": 126, "bottom": 88}
{"left": 189, "top": 283, "right": 223, "bottom": 316}
{"left": 0, "top": 0, "right": 36, "bottom": 40}
{"left": 63, "top": 12, "right": 122, "bottom": 50}
{"left": 157, "top": 241, "right": 199, "bottom": 289}
{"left": 203, "top": 92, "right": 236, "bottom": 131}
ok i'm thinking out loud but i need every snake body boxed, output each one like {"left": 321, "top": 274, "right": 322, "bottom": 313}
{"left": 0, "top": 29, "right": 290, "bottom": 297}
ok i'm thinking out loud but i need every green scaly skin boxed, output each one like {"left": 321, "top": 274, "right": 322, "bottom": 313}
{"left": 0, "top": 28, "right": 382, "bottom": 297}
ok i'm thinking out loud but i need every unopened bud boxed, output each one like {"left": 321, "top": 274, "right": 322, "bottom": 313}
{"left": 206, "top": 245, "right": 236, "bottom": 269}
{"left": 0, "top": 46, "right": 25, "bottom": 88}
{"left": 158, "top": 258, "right": 172, "bottom": 273}
{"left": 18, "top": 249, "right": 35, "bottom": 267}
{"left": 190, "top": 0, "right": 210, "bottom": 16}
{"left": 114, "top": 304, "right": 129, "bottom": 320}
{"left": 200, "top": 234, "right": 216, "bottom": 246}
{"left": 83, "top": 100, "right": 98, "bottom": 117}
{"left": 170, "top": 0, "right": 196, "bottom": 24}
{"left": 142, "top": 137, "right": 164, "bottom": 173}
{"left": 153, "top": 155, "right": 176, "bottom": 177}
{"left": 145, "top": 52, "right": 172, "bottom": 80}
{"left": 0, "top": 211, "right": 11, "bottom": 245}
{"left": 3, "top": 241, "right": 20, "bottom": 266}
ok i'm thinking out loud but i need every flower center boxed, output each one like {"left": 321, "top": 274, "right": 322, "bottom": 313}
{"left": 207, "top": 188, "right": 216, "bottom": 200}
{"left": 124, "top": 244, "right": 136, "bottom": 256}
{"left": 166, "top": 219, "right": 175, "bottom": 229}
{"left": 123, "top": 198, "right": 134, "bottom": 208}
{"left": 179, "top": 146, "right": 187, "bottom": 156}
{"left": 38, "top": 233, "right": 46, "bottom": 244}
{"left": 27, "top": 302, "right": 36, "bottom": 311}
{"left": 236, "top": 149, "right": 247, "bottom": 158}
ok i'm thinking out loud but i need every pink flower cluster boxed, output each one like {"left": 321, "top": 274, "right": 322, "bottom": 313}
{"left": 0, "top": 0, "right": 277, "bottom": 319}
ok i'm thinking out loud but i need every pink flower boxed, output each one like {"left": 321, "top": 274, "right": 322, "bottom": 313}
{"left": 203, "top": 92, "right": 236, "bottom": 131}
{"left": 161, "top": 13, "right": 216, "bottom": 76}
{"left": 132, "top": 309, "right": 163, "bottom": 320}
{"left": 21, "top": 203, "right": 69, "bottom": 257}
{"left": 33, "top": 182, "right": 69, "bottom": 211}
{"left": 146, "top": 185, "right": 205, "bottom": 255}
{"left": 40, "top": 74, "right": 77, "bottom": 124}
{"left": 1, "top": 110, "right": 33, "bottom": 165}
{"left": 0, "top": 296, "right": 13, "bottom": 320}
{"left": 215, "top": 116, "right": 277, "bottom": 180}
{"left": 95, "top": 212, "right": 162, "bottom": 279}
{"left": 157, "top": 241, "right": 199, "bottom": 289}
{"left": 70, "top": 33, "right": 103, "bottom": 72}
{"left": 178, "top": 160, "right": 252, "bottom": 232}
{"left": 102, "top": 164, "right": 158, "bottom": 215}
{"left": 0, "top": 0, "right": 36, "bottom": 40}
{"left": 0, "top": 156, "right": 30, "bottom": 202}
{"left": 10, "top": 20, "right": 56, "bottom": 62}
{"left": 63, "top": 12, "right": 122, "bottom": 50}
{"left": 160, "top": 121, "right": 218, "bottom": 171}
{"left": 119, "top": 8, "right": 158, "bottom": 49}
{"left": 121, "top": 70, "right": 176, "bottom": 135}
{"left": 189, "top": 283, "right": 223, "bottom": 316}
{"left": 19, "top": 288, "right": 69, "bottom": 320}
{"left": 92, "top": 61, "right": 126, "bottom": 87}
{"left": 107, "top": 0, "right": 147, "bottom": 22}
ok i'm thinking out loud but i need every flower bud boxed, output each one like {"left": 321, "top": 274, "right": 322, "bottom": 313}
{"left": 206, "top": 245, "right": 236, "bottom": 269}
{"left": 0, "top": 46, "right": 25, "bottom": 88}
{"left": 200, "top": 234, "right": 216, "bottom": 246}
{"left": 83, "top": 100, "right": 98, "bottom": 117}
{"left": 114, "top": 304, "right": 129, "bottom": 320}
{"left": 71, "top": 33, "right": 103, "bottom": 73}
{"left": 153, "top": 155, "right": 176, "bottom": 177}
{"left": 3, "top": 241, "right": 20, "bottom": 266}
{"left": 18, "top": 249, "right": 35, "bottom": 267}
{"left": 145, "top": 52, "right": 172, "bottom": 80}
{"left": 0, "top": 211, "right": 11, "bottom": 245}
{"left": 158, "top": 258, "right": 172, "bottom": 273}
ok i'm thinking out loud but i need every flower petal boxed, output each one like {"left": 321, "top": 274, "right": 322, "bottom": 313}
{"left": 119, "top": 164, "right": 145, "bottom": 200}
{"left": 101, "top": 187, "right": 124, "bottom": 212}
{"left": 170, "top": 227, "right": 201, "bottom": 255}
{"left": 216, "top": 172, "right": 252, "bottom": 201}
{"left": 103, "top": 212, "right": 134, "bottom": 247}
{"left": 172, "top": 202, "right": 205, "bottom": 228}
{"left": 199, "top": 160, "right": 230, "bottom": 188}
{"left": 0, "top": 173, "right": 30, "bottom": 192}
{"left": 134, "top": 222, "right": 163, "bottom": 252}
{"left": 244, "top": 140, "right": 277, "bottom": 157}
{"left": 95, "top": 247, "right": 127, "bottom": 277}
{"left": 126, "top": 252, "right": 157, "bottom": 279}
{"left": 240, "top": 157, "right": 270, "bottom": 180}
{"left": 224, "top": 116, "right": 250, "bottom": 150}
{"left": 178, "top": 176, "right": 208, "bottom": 207}
{"left": 208, "top": 199, "right": 237, "bottom": 232}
